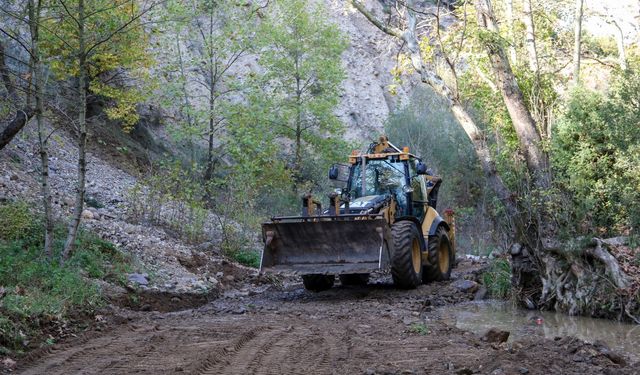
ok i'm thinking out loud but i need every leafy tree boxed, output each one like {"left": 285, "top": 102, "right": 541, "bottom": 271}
{"left": 155, "top": 0, "right": 254, "bottom": 179}
{"left": 554, "top": 69, "right": 640, "bottom": 235}
{"left": 37, "top": 0, "right": 158, "bottom": 261}
{"left": 253, "top": 0, "right": 348, "bottom": 186}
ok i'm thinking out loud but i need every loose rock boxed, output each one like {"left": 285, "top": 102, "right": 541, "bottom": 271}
{"left": 482, "top": 328, "right": 510, "bottom": 344}
{"left": 452, "top": 279, "right": 479, "bottom": 293}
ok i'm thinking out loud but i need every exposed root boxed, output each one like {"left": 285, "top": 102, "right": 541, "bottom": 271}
{"left": 587, "top": 238, "right": 629, "bottom": 289}
{"left": 512, "top": 236, "right": 640, "bottom": 322}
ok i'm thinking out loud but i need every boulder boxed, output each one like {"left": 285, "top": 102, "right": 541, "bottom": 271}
{"left": 452, "top": 279, "right": 479, "bottom": 293}
{"left": 128, "top": 273, "right": 149, "bottom": 286}
{"left": 482, "top": 328, "right": 510, "bottom": 344}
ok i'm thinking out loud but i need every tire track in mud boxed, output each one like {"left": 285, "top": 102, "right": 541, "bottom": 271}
{"left": 193, "top": 329, "right": 260, "bottom": 375}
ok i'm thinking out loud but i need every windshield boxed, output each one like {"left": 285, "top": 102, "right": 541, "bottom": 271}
{"left": 349, "top": 158, "right": 408, "bottom": 211}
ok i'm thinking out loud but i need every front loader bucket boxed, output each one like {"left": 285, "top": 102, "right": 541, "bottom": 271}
{"left": 260, "top": 215, "right": 391, "bottom": 275}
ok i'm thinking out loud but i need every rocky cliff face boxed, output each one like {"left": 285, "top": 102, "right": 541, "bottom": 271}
{"left": 322, "top": 0, "right": 414, "bottom": 143}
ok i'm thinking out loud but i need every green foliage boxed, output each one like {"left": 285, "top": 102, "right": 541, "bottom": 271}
{"left": 553, "top": 68, "right": 640, "bottom": 235}
{"left": 251, "top": 0, "right": 349, "bottom": 182}
{"left": 0, "top": 202, "right": 133, "bottom": 353}
{"left": 407, "top": 322, "right": 429, "bottom": 335}
{"left": 386, "top": 87, "right": 482, "bottom": 208}
{"left": 155, "top": 0, "right": 254, "bottom": 164}
{"left": 482, "top": 258, "right": 512, "bottom": 299}
{"left": 40, "top": 0, "right": 153, "bottom": 130}
{"left": 0, "top": 201, "right": 40, "bottom": 241}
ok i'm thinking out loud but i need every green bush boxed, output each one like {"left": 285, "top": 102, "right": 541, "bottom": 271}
{"left": 482, "top": 258, "right": 512, "bottom": 299}
{"left": 0, "top": 201, "right": 40, "bottom": 242}
{"left": 553, "top": 68, "right": 640, "bottom": 236}
{"left": 0, "top": 202, "right": 133, "bottom": 353}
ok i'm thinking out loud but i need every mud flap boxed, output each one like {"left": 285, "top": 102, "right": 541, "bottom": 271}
{"left": 261, "top": 217, "right": 391, "bottom": 275}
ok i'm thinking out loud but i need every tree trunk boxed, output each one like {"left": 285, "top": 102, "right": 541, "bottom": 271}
{"left": 522, "top": 0, "right": 539, "bottom": 73}
{"left": 476, "top": 0, "right": 549, "bottom": 189}
{"left": 294, "top": 51, "right": 303, "bottom": 185}
{"left": 505, "top": 0, "right": 517, "bottom": 65}
{"left": 29, "top": 0, "right": 54, "bottom": 259}
{"left": 205, "top": 80, "right": 215, "bottom": 181}
{"left": 62, "top": 0, "right": 87, "bottom": 263}
{"left": 607, "top": 18, "right": 627, "bottom": 70}
{"left": 0, "top": 40, "right": 18, "bottom": 104}
{"left": 572, "top": 0, "right": 583, "bottom": 86}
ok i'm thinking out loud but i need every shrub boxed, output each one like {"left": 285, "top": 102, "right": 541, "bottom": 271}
{"left": 482, "top": 258, "right": 512, "bottom": 299}
{"left": 553, "top": 68, "right": 640, "bottom": 236}
{"left": 0, "top": 201, "right": 40, "bottom": 242}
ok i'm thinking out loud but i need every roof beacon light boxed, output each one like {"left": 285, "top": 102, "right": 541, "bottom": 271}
{"left": 400, "top": 146, "right": 410, "bottom": 160}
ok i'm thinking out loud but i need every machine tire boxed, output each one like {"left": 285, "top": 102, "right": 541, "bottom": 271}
{"left": 422, "top": 225, "right": 452, "bottom": 283}
{"left": 390, "top": 221, "right": 423, "bottom": 289}
{"left": 339, "top": 273, "right": 370, "bottom": 286}
{"left": 302, "top": 274, "right": 335, "bottom": 292}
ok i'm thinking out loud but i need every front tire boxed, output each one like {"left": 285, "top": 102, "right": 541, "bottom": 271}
{"left": 422, "top": 225, "right": 452, "bottom": 282}
{"left": 302, "top": 274, "right": 335, "bottom": 292}
{"left": 390, "top": 221, "right": 424, "bottom": 289}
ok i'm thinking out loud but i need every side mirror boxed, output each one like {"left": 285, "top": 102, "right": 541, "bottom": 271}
{"left": 416, "top": 162, "right": 428, "bottom": 175}
{"left": 329, "top": 165, "right": 339, "bottom": 180}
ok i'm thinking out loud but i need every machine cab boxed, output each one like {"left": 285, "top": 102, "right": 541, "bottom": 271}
{"left": 339, "top": 137, "right": 430, "bottom": 221}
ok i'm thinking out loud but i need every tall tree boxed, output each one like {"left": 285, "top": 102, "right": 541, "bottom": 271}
{"left": 505, "top": 0, "right": 517, "bottom": 64}
{"left": 256, "top": 0, "right": 348, "bottom": 185}
{"left": 39, "top": 0, "right": 157, "bottom": 262}
{"left": 572, "top": 0, "right": 583, "bottom": 85}
{"left": 28, "top": 0, "right": 54, "bottom": 258}
{"left": 157, "top": 0, "right": 252, "bottom": 180}
{"left": 476, "top": 0, "right": 548, "bottom": 189}
{"left": 606, "top": 17, "right": 627, "bottom": 70}
{"left": 522, "top": 0, "right": 539, "bottom": 73}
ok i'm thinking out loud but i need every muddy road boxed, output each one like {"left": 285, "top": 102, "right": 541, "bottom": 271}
{"left": 14, "top": 261, "right": 637, "bottom": 374}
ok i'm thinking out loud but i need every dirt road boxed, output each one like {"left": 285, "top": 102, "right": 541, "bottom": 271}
{"left": 14, "top": 261, "right": 637, "bottom": 374}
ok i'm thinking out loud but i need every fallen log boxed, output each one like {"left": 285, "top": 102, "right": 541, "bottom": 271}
{"left": 0, "top": 107, "right": 35, "bottom": 151}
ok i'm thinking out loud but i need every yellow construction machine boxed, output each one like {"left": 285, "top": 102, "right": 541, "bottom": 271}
{"left": 260, "top": 136, "right": 456, "bottom": 291}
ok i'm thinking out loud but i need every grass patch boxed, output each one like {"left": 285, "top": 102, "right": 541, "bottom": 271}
{"left": 228, "top": 249, "right": 261, "bottom": 268}
{"left": 407, "top": 323, "right": 429, "bottom": 335}
{"left": 481, "top": 257, "right": 512, "bottom": 299}
{"left": 0, "top": 201, "right": 133, "bottom": 354}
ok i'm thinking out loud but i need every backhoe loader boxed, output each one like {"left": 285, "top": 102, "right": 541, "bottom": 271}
{"left": 260, "top": 136, "right": 456, "bottom": 292}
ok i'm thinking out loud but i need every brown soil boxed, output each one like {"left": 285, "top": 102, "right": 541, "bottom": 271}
{"left": 10, "top": 260, "right": 638, "bottom": 375}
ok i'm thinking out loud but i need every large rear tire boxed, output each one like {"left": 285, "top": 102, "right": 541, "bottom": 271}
{"left": 390, "top": 221, "right": 423, "bottom": 289}
{"left": 302, "top": 274, "right": 335, "bottom": 292}
{"left": 422, "top": 225, "right": 452, "bottom": 283}
{"left": 339, "top": 273, "right": 369, "bottom": 286}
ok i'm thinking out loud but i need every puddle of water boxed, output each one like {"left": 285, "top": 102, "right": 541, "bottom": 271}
{"left": 440, "top": 300, "right": 640, "bottom": 361}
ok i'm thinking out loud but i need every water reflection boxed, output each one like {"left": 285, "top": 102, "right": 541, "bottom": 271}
{"left": 440, "top": 300, "right": 640, "bottom": 360}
